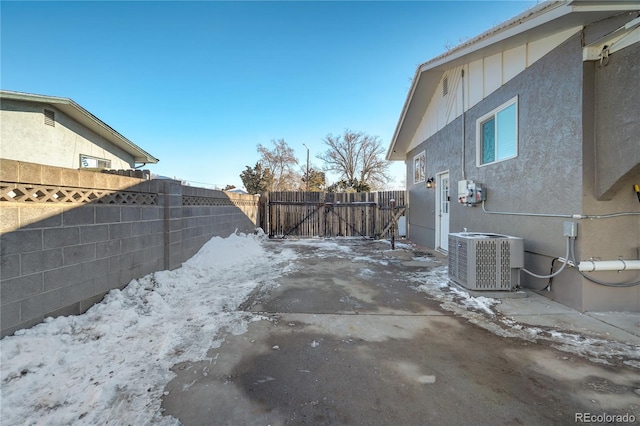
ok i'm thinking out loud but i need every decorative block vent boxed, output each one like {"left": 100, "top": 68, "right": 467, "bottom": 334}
{"left": 0, "top": 183, "right": 157, "bottom": 205}
{"left": 182, "top": 195, "right": 255, "bottom": 207}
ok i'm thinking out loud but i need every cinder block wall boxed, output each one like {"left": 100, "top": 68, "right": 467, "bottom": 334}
{"left": 0, "top": 159, "right": 259, "bottom": 337}
{"left": 179, "top": 185, "right": 260, "bottom": 268}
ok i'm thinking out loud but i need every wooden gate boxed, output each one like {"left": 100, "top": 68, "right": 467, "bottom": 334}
{"left": 267, "top": 191, "right": 406, "bottom": 238}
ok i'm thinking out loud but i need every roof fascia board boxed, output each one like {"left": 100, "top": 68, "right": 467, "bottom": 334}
{"left": 419, "top": 2, "right": 572, "bottom": 73}
{"left": 387, "top": 71, "right": 444, "bottom": 161}
{"left": 59, "top": 101, "right": 159, "bottom": 164}
{"left": 571, "top": 4, "right": 640, "bottom": 12}
{"left": 386, "top": 68, "right": 422, "bottom": 160}
{"left": 583, "top": 15, "right": 640, "bottom": 60}
{"left": 0, "top": 90, "right": 70, "bottom": 105}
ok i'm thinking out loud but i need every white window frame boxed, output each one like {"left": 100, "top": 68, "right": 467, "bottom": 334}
{"left": 413, "top": 151, "right": 426, "bottom": 184}
{"left": 476, "top": 96, "right": 518, "bottom": 167}
{"left": 80, "top": 154, "right": 111, "bottom": 169}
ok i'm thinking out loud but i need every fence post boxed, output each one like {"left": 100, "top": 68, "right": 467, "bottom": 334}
{"left": 374, "top": 192, "right": 379, "bottom": 238}
{"left": 390, "top": 198, "right": 396, "bottom": 249}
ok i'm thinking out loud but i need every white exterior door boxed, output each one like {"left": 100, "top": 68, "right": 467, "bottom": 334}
{"left": 437, "top": 172, "right": 450, "bottom": 251}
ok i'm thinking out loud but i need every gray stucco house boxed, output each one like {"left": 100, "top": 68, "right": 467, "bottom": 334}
{"left": 387, "top": 1, "right": 640, "bottom": 312}
{"left": 0, "top": 90, "right": 158, "bottom": 170}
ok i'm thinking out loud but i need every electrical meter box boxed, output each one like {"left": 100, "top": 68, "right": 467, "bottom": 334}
{"left": 457, "top": 180, "right": 486, "bottom": 205}
{"left": 457, "top": 180, "right": 472, "bottom": 203}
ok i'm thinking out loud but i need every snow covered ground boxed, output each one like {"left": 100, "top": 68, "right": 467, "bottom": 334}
{"left": 1, "top": 234, "right": 638, "bottom": 425}
{"left": 407, "top": 266, "right": 640, "bottom": 369}
{"left": 1, "top": 231, "right": 297, "bottom": 426}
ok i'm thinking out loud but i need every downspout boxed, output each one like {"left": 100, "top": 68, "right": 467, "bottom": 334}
{"left": 461, "top": 68, "right": 466, "bottom": 180}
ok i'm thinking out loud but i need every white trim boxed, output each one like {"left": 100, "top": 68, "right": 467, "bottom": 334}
{"left": 417, "top": 2, "right": 569, "bottom": 74}
{"left": 80, "top": 154, "right": 111, "bottom": 169}
{"left": 413, "top": 151, "right": 426, "bottom": 184}
{"left": 571, "top": 4, "right": 640, "bottom": 12}
{"left": 435, "top": 170, "right": 450, "bottom": 252}
{"left": 476, "top": 96, "right": 519, "bottom": 167}
{"left": 583, "top": 18, "right": 640, "bottom": 61}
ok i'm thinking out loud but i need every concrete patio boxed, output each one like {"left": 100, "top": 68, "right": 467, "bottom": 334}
{"left": 162, "top": 238, "right": 640, "bottom": 425}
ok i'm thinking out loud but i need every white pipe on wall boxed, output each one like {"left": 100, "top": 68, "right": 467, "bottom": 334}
{"left": 577, "top": 259, "right": 640, "bottom": 272}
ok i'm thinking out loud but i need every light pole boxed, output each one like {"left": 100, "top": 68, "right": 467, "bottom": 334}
{"left": 303, "top": 143, "right": 310, "bottom": 191}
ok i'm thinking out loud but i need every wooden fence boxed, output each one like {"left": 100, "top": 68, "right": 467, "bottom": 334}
{"left": 266, "top": 191, "right": 407, "bottom": 238}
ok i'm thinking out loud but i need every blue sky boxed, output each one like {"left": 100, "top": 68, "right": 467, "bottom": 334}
{"left": 1, "top": 1, "right": 535, "bottom": 190}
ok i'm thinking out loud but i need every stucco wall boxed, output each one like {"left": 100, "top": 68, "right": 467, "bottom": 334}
{"left": 406, "top": 115, "right": 461, "bottom": 248}
{"left": 404, "top": 31, "right": 639, "bottom": 312}
{"left": 460, "top": 34, "right": 585, "bottom": 239}
{"left": 0, "top": 99, "right": 135, "bottom": 169}
{"left": 0, "top": 160, "right": 259, "bottom": 337}
{"left": 592, "top": 42, "right": 640, "bottom": 200}
{"left": 408, "top": 33, "right": 584, "bottom": 243}
{"left": 579, "top": 41, "right": 640, "bottom": 311}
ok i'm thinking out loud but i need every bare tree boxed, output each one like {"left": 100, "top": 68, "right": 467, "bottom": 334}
{"left": 318, "top": 129, "right": 390, "bottom": 190}
{"left": 257, "top": 139, "right": 300, "bottom": 191}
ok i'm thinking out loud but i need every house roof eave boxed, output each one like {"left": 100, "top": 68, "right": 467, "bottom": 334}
{"left": 0, "top": 90, "right": 159, "bottom": 164}
{"left": 387, "top": 1, "right": 570, "bottom": 161}
{"left": 387, "top": 0, "right": 640, "bottom": 160}
{"left": 386, "top": 68, "right": 443, "bottom": 161}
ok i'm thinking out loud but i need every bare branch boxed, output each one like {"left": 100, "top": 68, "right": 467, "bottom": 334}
{"left": 257, "top": 139, "right": 300, "bottom": 191}
{"left": 318, "top": 129, "right": 391, "bottom": 191}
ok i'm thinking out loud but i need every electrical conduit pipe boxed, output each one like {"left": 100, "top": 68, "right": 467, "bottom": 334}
{"left": 577, "top": 259, "right": 640, "bottom": 272}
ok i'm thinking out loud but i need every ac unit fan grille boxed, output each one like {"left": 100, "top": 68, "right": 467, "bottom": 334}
{"left": 476, "top": 240, "right": 498, "bottom": 289}
{"left": 458, "top": 239, "right": 468, "bottom": 286}
{"left": 500, "top": 241, "right": 512, "bottom": 289}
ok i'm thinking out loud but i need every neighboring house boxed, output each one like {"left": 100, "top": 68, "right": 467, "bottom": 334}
{"left": 0, "top": 90, "right": 158, "bottom": 170}
{"left": 226, "top": 188, "right": 249, "bottom": 194}
{"left": 387, "top": 1, "right": 640, "bottom": 312}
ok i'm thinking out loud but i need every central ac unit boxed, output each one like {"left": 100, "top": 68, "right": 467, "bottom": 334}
{"left": 448, "top": 233, "right": 524, "bottom": 291}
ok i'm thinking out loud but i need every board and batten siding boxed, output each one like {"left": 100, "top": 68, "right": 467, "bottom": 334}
{"left": 408, "top": 26, "right": 581, "bottom": 153}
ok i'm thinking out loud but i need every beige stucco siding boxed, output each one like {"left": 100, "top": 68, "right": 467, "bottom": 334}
{"left": 0, "top": 99, "right": 134, "bottom": 170}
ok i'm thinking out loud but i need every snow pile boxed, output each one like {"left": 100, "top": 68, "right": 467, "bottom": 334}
{"left": 408, "top": 266, "right": 640, "bottom": 368}
{"left": 1, "top": 231, "right": 297, "bottom": 426}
